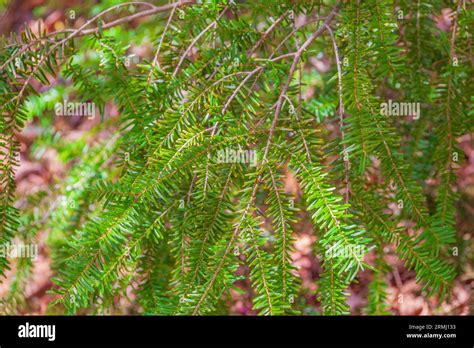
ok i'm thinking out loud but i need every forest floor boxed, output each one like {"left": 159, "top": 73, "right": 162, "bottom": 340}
{"left": 0, "top": 0, "right": 472, "bottom": 315}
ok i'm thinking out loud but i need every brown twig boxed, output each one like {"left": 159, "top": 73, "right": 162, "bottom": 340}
{"left": 1, "top": 1, "right": 195, "bottom": 72}
{"left": 262, "top": 2, "right": 340, "bottom": 162}
{"left": 172, "top": 6, "right": 228, "bottom": 77}
{"left": 248, "top": 10, "right": 289, "bottom": 56}
{"left": 146, "top": 4, "right": 178, "bottom": 83}
{"left": 325, "top": 23, "right": 350, "bottom": 204}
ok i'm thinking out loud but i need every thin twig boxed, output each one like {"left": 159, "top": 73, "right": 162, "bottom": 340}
{"left": 172, "top": 6, "right": 228, "bottom": 77}
{"left": 262, "top": 3, "right": 340, "bottom": 162}
{"left": 1, "top": 1, "right": 195, "bottom": 72}
{"left": 248, "top": 10, "right": 289, "bottom": 56}
{"left": 147, "top": 4, "right": 177, "bottom": 83}
{"left": 325, "top": 23, "right": 350, "bottom": 204}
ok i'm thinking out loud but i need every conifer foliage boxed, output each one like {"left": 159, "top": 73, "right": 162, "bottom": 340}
{"left": 0, "top": 0, "right": 471, "bottom": 315}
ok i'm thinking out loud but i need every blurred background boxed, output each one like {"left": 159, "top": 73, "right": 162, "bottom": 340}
{"left": 0, "top": 0, "right": 472, "bottom": 315}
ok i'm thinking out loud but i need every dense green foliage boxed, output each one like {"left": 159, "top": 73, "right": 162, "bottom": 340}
{"left": 0, "top": 0, "right": 472, "bottom": 315}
